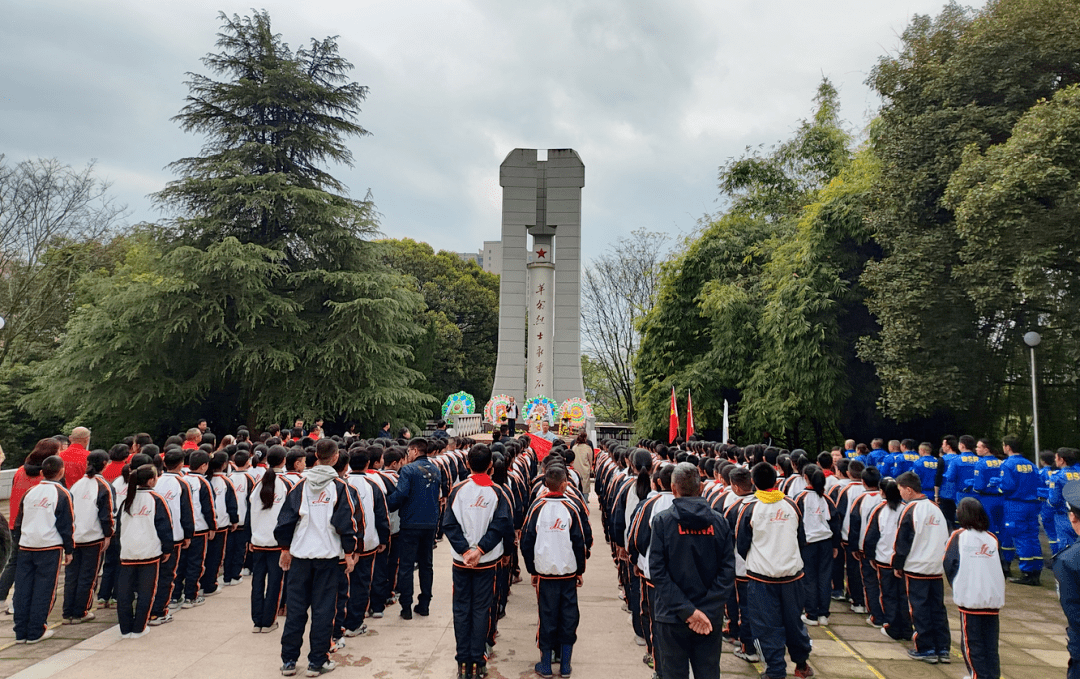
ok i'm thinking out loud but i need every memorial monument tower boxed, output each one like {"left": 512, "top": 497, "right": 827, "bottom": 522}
{"left": 490, "top": 148, "right": 586, "bottom": 406}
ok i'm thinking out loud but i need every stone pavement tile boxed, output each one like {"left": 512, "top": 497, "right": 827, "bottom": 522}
{"left": 46, "top": 648, "right": 210, "bottom": 679}
{"left": 999, "top": 631, "right": 1061, "bottom": 650}
{"left": 7, "top": 648, "right": 97, "bottom": 679}
{"left": 804, "top": 656, "right": 879, "bottom": 678}
{"left": 849, "top": 640, "right": 916, "bottom": 660}
{"left": 720, "top": 652, "right": 759, "bottom": 675}
{"left": 875, "top": 659, "right": 960, "bottom": 679}
{"left": 828, "top": 624, "right": 896, "bottom": 642}
{"left": 1022, "top": 647, "right": 1070, "bottom": 668}
{"left": 804, "top": 637, "right": 850, "bottom": 656}
{"left": 0, "top": 660, "right": 38, "bottom": 678}
{"left": 999, "top": 643, "right": 1047, "bottom": 666}
{"left": 70, "top": 626, "right": 123, "bottom": 651}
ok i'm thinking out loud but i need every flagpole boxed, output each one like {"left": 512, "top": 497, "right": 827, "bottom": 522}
{"left": 722, "top": 399, "right": 729, "bottom": 443}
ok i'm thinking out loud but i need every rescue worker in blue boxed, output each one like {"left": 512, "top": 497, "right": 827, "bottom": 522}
{"left": 997, "top": 436, "right": 1044, "bottom": 585}
{"left": 971, "top": 438, "right": 1010, "bottom": 575}
{"left": 866, "top": 438, "right": 889, "bottom": 470}
{"left": 935, "top": 435, "right": 961, "bottom": 530}
{"left": 943, "top": 435, "right": 979, "bottom": 526}
{"left": 1049, "top": 448, "right": 1080, "bottom": 554}
{"left": 912, "top": 443, "right": 938, "bottom": 500}
{"left": 1052, "top": 480, "right": 1080, "bottom": 679}
{"left": 1040, "top": 450, "right": 1060, "bottom": 553}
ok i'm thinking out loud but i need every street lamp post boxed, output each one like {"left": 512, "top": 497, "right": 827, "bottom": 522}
{"left": 1024, "top": 331, "right": 1041, "bottom": 460}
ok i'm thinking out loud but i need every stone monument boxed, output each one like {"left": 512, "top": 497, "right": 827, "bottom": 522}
{"left": 490, "top": 149, "right": 586, "bottom": 408}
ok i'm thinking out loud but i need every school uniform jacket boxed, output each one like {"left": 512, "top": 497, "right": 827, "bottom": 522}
{"left": 209, "top": 474, "right": 239, "bottom": 530}
{"left": 347, "top": 473, "right": 390, "bottom": 554}
{"left": 794, "top": 490, "right": 839, "bottom": 546}
{"left": 627, "top": 491, "right": 675, "bottom": 579}
{"left": 274, "top": 469, "right": 359, "bottom": 559}
{"left": 70, "top": 475, "right": 115, "bottom": 545}
{"left": 184, "top": 473, "right": 216, "bottom": 534}
{"left": 521, "top": 493, "right": 589, "bottom": 577}
{"left": 155, "top": 471, "right": 195, "bottom": 542}
{"left": 836, "top": 481, "right": 866, "bottom": 543}
{"left": 116, "top": 489, "right": 174, "bottom": 563}
{"left": 228, "top": 470, "right": 255, "bottom": 527}
{"left": 248, "top": 472, "right": 294, "bottom": 549}
{"left": 943, "top": 528, "right": 1006, "bottom": 612}
{"left": 14, "top": 480, "right": 74, "bottom": 553}
{"left": 735, "top": 491, "right": 806, "bottom": 582}
{"left": 372, "top": 470, "right": 401, "bottom": 535}
{"left": 848, "top": 490, "right": 882, "bottom": 552}
{"left": 442, "top": 473, "right": 514, "bottom": 567}
{"left": 891, "top": 496, "right": 948, "bottom": 576}
{"left": 783, "top": 474, "right": 808, "bottom": 498}
{"left": 722, "top": 495, "right": 754, "bottom": 579}
{"left": 862, "top": 502, "right": 905, "bottom": 567}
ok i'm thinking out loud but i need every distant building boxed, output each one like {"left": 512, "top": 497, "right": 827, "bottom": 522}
{"left": 455, "top": 250, "right": 482, "bottom": 267}
{"left": 481, "top": 240, "right": 502, "bottom": 275}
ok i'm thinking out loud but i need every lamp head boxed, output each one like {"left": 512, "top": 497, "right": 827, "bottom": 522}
{"left": 1024, "top": 331, "right": 1042, "bottom": 348}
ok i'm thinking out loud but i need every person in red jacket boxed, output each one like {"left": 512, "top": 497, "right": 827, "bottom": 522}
{"left": 60, "top": 427, "right": 92, "bottom": 488}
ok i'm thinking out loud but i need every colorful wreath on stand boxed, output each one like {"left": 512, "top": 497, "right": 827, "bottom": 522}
{"left": 524, "top": 395, "right": 559, "bottom": 427}
{"left": 484, "top": 394, "right": 512, "bottom": 424}
{"left": 441, "top": 391, "right": 476, "bottom": 420}
{"left": 559, "top": 398, "right": 593, "bottom": 428}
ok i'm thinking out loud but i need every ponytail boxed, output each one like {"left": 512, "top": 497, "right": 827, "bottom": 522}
{"left": 260, "top": 445, "right": 287, "bottom": 511}
{"left": 124, "top": 464, "right": 157, "bottom": 515}
{"left": 85, "top": 451, "right": 109, "bottom": 478}
{"left": 632, "top": 449, "right": 652, "bottom": 502}
{"left": 804, "top": 464, "right": 825, "bottom": 497}
{"left": 491, "top": 452, "right": 509, "bottom": 485}
{"left": 882, "top": 479, "right": 902, "bottom": 510}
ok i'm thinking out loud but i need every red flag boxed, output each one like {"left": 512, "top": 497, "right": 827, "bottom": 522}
{"left": 669, "top": 385, "right": 680, "bottom": 444}
{"left": 686, "top": 390, "right": 695, "bottom": 439}
{"left": 528, "top": 433, "right": 553, "bottom": 461}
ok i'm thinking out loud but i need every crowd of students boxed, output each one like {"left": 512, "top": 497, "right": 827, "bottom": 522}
{"left": 594, "top": 435, "right": 1080, "bottom": 679}
{"left": 3, "top": 425, "right": 1079, "bottom": 679}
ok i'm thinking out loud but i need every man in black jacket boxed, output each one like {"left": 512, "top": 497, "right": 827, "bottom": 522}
{"left": 648, "top": 462, "right": 735, "bottom": 679}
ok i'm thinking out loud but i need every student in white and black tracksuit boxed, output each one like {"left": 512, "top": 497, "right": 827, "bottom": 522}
{"left": 248, "top": 446, "right": 293, "bottom": 632}
{"left": 848, "top": 466, "right": 884, "bottom": 626}
{"left": 649, "top": 462, "right": 735, "bottom": 679}
{"left": 627, "top": 465, "right": 675, "bottom": 672}
{"left": 12, "top": 456, "right": 74, "bottom": 643}
{"left": 63, "top": 451, "right": 114, "bottom": 624}
{"left": 521, "top": 465, "right": 592, "bottom": 679}
{"left": 944, "top": 497, "right": 1005, "bottom": 679}
{"left": 794, "top": 465, "right": 840, "bottom": 627}
{"left": 175, "top": 451, "right": 216, "bottom": 606}
{"left": 735, "top": 462, "right": 813, "bottom": 679}
{"left": 891, "top": 471, "right": 951, "bottom": 663}
{"left": 720, "top": 468, "right": 758, "bottom": 662}
{"left": 201, "top": 452, "right": 238, "bottom": 596}
{"left": 115, "top": 465, "right": 174, "bottom": 637}
{"left": 862, "top": 479, "right": 911, "bottom": 641}
{"left": 150, "top": 450, "right": 194, "bottom": 624}
{"left": 343, "top": 451, "right": 389, "bottom": 637}
{"left": 442, "top": 444, "right": 514, "bottom": 679}
{"left": 274, "top": 440, "right": 358, "bottom": 677}
{"left": 224, "top": 452, "right": 255, "bottom": 585}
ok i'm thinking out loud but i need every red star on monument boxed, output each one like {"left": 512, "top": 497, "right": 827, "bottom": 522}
{"left": 536, "top": 248, "right": 547, "bottom": 258}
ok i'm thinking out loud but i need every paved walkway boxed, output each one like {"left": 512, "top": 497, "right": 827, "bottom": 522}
{"left": 0, "top": 495, "right": 1073, "bottom": 679}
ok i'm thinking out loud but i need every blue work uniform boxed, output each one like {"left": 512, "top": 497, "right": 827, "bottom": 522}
{"left": 1049, "top": 465, "right": 1080, "bottom": 553}
{"left": 866, "top": 448, "right": 888, "bottom": 469}
{"left": 945, "top": 452, "right": 979, "bottom": 505}
{"left": 999, "top": 455, "right": 1043, "bottom": 573}
{"left": 912, "top": 456, "right": 938, "bottom": 498}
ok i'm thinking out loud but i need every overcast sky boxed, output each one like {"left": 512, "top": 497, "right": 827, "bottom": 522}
{"left": 1, "top": 0, "right": 983, "bottom": 258}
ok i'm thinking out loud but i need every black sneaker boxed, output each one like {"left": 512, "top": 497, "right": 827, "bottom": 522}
{"left": 413, "top": 605, "right": 429, "bottom": 617}
{"left": 281, "top": 661, "right": 298, "bottom": 676}
{"left": 937, "top": 651, "right": 951, "bottom": 664}
{"left": 305, "top": 660, "right": 336, "bottom": 676}
{"left": 400, "top": 607, "right": 413, "bottom": 620}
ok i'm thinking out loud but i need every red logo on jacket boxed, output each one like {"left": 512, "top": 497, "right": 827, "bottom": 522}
{"left": 469, "top": 495, "right": 490, "bottom": 509}
{"left": 769, "top": 508, "right": 789, "bottom": 523}
{"left": 313, "top": 491, "right": 332, "bottom": 505}
{"left": 33, "top": 497, "right": 53, "bottom": 509}
{"left": 550, "top": 518, "right": 567, "bottom": 531}
{"left": 974, "top": 543, "right": 995, "bottom": 558}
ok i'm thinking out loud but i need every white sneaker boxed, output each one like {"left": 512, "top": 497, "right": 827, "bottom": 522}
{"left": 817, "top": 616, "right": 829, "bottom": 626}
{"left": 635, "top": 635, "right": 647, "bottom": 646}
{"left": 129, "top": 630, "right": 149, "bottom": 640}
{"left": 800, "top": 614, "right": 818, "bottom": 626}
{"left": 733, "top": 647, "right": 760, "bottom": 663}
{"left": 27, "top": 629, "right": 55, "bottom": 644}
{"left": 241, "top": 568, "right": 252, "bottom": 576}
{"left": 866, "top": 616, "right": 883, "bottom": 628}
{"left": 850, "top": 604, "right": 868, "bottom": 614}
{"left": 881, "top": 627, "right": 892, "bottom": 639}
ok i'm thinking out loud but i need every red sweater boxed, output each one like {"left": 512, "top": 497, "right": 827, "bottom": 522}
{"left": 60, "top": 443, "right": 90, "bottom": 489}
{"left": 8, "top": 468, "right": 42, "bottom": 529}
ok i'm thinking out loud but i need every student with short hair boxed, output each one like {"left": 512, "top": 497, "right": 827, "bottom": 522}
{"left": 115, "top": 464, "right": 174, "bottom": 638}
{"left": 63, "top": 451, "right": 114, "bottom": 625}
{"left": 224, "top": 450, "right": 255, "bottom": 586}
{"left": 892, "top": 471, "right": 951, "bottom": 664}
{"left": 863, "top": 479, "right": 911, "bottom": 641}
{"left": 944, "top": 497, "right": 1005, "bottom": 679}
{"left": 443, "top": 444, "right": 514, "bottom": 679}
{"left": 736, "top": 462, "right": 814, "bottom": 679}
{"left": 174, "top": 451, "right": 215, "bottom": 608}
{"left": 201, "top": 452, "right": 238, "bottom": 596}
{"left": 275, "top": 438, "right": 359, "bottom": 677}
{"left": 342, "top": 450, "right": 389, "bottom": 637}
{"left": 12, "top": 455, "right": 73, "bottom": 644}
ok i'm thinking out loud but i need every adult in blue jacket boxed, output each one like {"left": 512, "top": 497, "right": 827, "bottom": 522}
{"left": 387, "top": 437, "right": 443, "bottom": 619}
{"left": 998, "top": 436, "right": 1043, "bottom": 585}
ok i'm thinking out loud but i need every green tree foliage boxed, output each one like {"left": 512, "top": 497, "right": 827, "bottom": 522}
{"left": 377, "top": 238, "right": 500, "bottom": 417}
{"left": 860, "top": 0, "right": 1080, "bottom": 444}
{"left": 636, "top": 81, "right": 879, "bottom": 450}
{"left": 28, "top": 11, "right": 431, "bottom": 442}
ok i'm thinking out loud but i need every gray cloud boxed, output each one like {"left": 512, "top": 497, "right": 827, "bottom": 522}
{"left": 1, "top": 0, "right": 983, "bottom": 257}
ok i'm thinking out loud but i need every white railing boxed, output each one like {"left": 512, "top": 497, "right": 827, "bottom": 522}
{"left": 0, "top": 468, "right": 15, "bottom": 501}
{"left": 452, "top": 414, "right": 483, "bottom": 437}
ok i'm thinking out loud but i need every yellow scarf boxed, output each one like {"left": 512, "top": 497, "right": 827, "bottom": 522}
{"left": 755, "top": 489, "right": 786, "bottom": 504}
